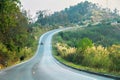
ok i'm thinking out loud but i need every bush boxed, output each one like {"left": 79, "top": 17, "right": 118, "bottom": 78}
{"left": 83, "top": 45, "right": 111, "bottom": 69}
{"left": 56, "top": 43, "right": 76, "bottom": 59}
{"left": 77, "top": 38, "right": 93, "bottom": 50}
{"left": 53, "top": 25, "right": 120, "bottom": 75}
{"left": 108, "top": 45, "right": 120, "bottom": 71}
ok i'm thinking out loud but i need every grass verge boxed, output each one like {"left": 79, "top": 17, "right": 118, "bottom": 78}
{"left": 52, "top": 42, "right": 120, "bottom": 78}
{"left": 53, "top": 54, "right": 120, "bottom": 77}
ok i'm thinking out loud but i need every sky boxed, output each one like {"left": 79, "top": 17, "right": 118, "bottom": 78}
{"left": 20, "top": 0, "right": 120, "bottom": 18}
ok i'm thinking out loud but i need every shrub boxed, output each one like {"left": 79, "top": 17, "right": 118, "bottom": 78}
{"left": 56, "top": 43, "right": 76, "bottom": 59}
{"left": 83, "top": 45, "right": 111, "bottom": 69}
{"left": 108, "top": 45, "right": 120, "bottom": 71}
{"left": 77, "top": 38, "right": 93, "bottom": 50}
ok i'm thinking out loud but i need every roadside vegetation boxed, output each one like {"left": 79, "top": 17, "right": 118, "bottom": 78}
{"left": 0, "top": 1, "right": 120, "bottom": 77}
{"left": 52, "top": 24, "right": 120, "bottom": 76}
{"left": 0, "top": 0, "right": 52, "bottom": 69}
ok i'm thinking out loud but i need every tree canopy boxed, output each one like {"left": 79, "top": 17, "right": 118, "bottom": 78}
{"left": 0, "top": 0, "right": 34, "bottom": 68}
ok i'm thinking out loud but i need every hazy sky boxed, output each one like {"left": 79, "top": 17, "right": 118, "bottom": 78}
{"left": 20, "top": 0, "right": 120, "bottom": 17}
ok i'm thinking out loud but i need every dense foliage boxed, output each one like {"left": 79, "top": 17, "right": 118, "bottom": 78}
{"left": 53, "top": 24, "right": 120, "bottom": 75}
{"left": 0, "top": 0, "right": 45, "bottom": 69}
{"left": 56, "top": 24, "right": 120, "bottom": 47}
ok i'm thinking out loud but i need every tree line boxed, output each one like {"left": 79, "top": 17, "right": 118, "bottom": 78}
{"left": 0, "top": 0, "right": 36, "bottom": 68}
{"left": 35, "top": 1, "right": 120, "bottom": 26}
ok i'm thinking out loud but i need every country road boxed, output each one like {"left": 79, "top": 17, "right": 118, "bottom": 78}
{"left": 0, "top": 28, "right": 115, "bottom": 80}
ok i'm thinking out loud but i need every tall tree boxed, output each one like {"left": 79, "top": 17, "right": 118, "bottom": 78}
{"left": 0, "top": 0, "right": 30, "bottom": 67}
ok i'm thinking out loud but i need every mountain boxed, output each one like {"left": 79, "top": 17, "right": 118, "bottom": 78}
{"left": 35, "top": 1, "right": 120, "bottom": 26}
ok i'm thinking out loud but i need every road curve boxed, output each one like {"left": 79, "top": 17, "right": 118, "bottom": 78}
{"left": 0, "top": 28, "right": 115, "bottom": 80}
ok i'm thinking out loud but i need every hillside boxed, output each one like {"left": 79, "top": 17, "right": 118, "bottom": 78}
{"left": 53, "top": 24, "right": 120, "bottom": 76}
{"left": 57, "top": 24, "right": 120, "bottom": 47}
{"left": 35, "top": 1, "right": 120, "bottom": 26}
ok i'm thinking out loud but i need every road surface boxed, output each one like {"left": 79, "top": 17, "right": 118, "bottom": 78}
{"left": 0, "top": 28, "right": 116, "bottom": 80}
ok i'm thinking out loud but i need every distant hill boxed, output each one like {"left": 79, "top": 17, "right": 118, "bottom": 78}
{"left": 35, "top": 1, "right": 120, "bottom": 26}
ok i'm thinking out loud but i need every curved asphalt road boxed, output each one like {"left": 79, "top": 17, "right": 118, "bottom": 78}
{"left": 0, "top": 28, "right": 115, "bottom": 80}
